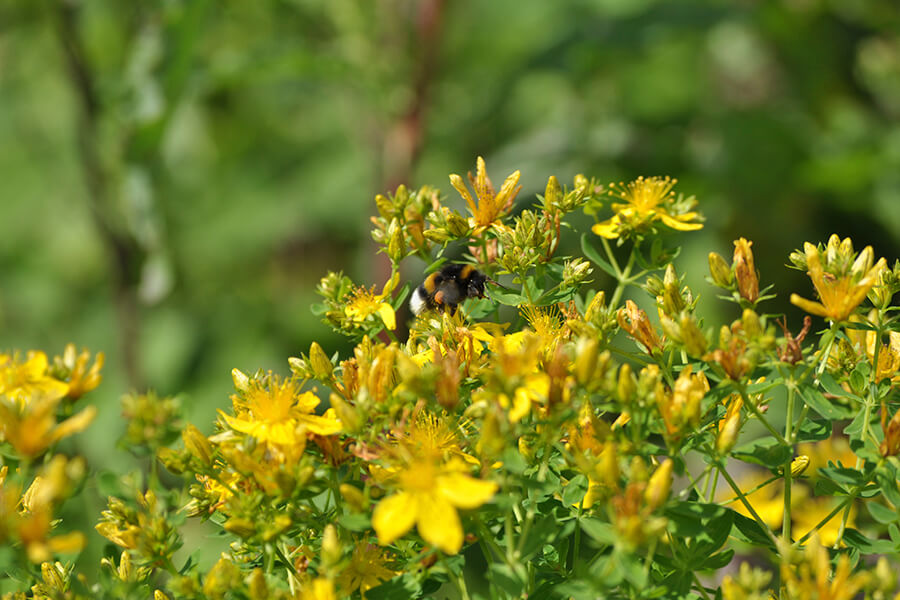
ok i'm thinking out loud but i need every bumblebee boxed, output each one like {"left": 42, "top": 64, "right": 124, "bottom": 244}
{"left": 410, "top": 264, "right": 489, "bottom": 316}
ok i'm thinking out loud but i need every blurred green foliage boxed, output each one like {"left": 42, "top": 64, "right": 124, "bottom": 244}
{"left": 1, "top": 0, "right": 899, "bottom": 578}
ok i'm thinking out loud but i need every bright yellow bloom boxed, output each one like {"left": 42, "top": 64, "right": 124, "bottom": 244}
{"left": 790, "top": 236, "right": 886, "bottom": 322}
{"left": 2, "top": 456, "right": 87, "bottom": 563}
{"left": 54, "top": 344, "right": 104, "bottom": 399}
{"left": 373, "top": 458, "right": 497, "bottom": 554}
{"left": 221, "top": 371, "right": 341, "bottom": 448}
{"left": 336, "top": 541, "right": 398, "bottom": 596}
{"left": 0, "top": 394, "right": 96, "bottom": 457}
{"left": 0, "top": 351, "right": 69, "bottom": 408}
{"left": 298, "top": 577, "right": 337, "bottom": 600}
{"left": 450, "top": 156, "right": 521, "bottom": 230}
{"left": 345, "top": 272, "right": 399, "bottom": 331}
{"left": 780, "top": 534, "right": 868, "bottom": 600}
{"left": 592, "top": 176, "right": 701, "bottom": 239}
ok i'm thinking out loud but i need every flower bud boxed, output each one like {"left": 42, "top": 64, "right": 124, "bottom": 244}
{"left": 384, "top": 226, "right": 404, "bottom": 264}
{"left": 680, "top": 314, "right": 708, "bottom": 357}
{"left": 154, "top": 591, "right": 171, "bottom": 600}
{"left": 321, "top": 524, "right": 341, "bottom": 568}
{"left": 446, "top": 211, "right": 471, "bottom": 237}
{"left": 339, "top": 483, "right": 366, "bottom": 512}
{"left": 574, "top": 337, "right": 600, "bottom": 386}
{"left": 231, "top": 368, "right": 250, "bottom": 393}
{"left": 789, "top": 455, "right": 809, "bottom": 477}
{"left": 40, "top": 562, "right": 66, "bottom": 591}
{"left": 563, "top": 258, "right": 592, "bottom": 286}
{"left": 248, "top": 569, "right": 269, "bottom": 600}
{"left": 617, "top": 364, "right": 636, "bottom": 405}
{"left": 329, "top": 394, "right": 360, "bottom": 433}
{"left": 585, "top": 291, "right": 606, "bottom": 323}
{"left": 224, "top": 518, "right": 256, "bottom": 539}
{"left": 733, "top": 238, "right": 759, "bottom": 303}
{"left": 374, "top": 194, "right": 393, "bottom": 219}
{"left": 742, "top": 308, "right": 762, "bottom": 339}
{"left": 309, "top": 342, "right": 334, "bottom": 381}
{"left": 182, "top": 424, "right": 213, "bottom": 466}
{"left": 544, "top": 175, "right": 562, "bottom": 207}
{"left": 716, "top": 409, "right": 741, "bottom": 455}
{"left": 661, "top": 265, "right": 685, "bottom": 315}
{"left": 708, "top": 252, "right": 733, "bottom": 287}
{"left": 644, "top": 459, "right": 673, "bottom": 512}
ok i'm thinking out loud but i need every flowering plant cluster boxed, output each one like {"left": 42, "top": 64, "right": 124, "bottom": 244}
{"left": 3, "top": 158, "right": 900, "bottom": 599}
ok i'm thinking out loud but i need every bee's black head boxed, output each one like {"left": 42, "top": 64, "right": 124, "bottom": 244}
{"left": 465, "top": 270, "right": 488, "bottom": 299}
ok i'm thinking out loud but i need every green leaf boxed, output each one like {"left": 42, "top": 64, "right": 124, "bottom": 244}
{"left": 521, "top": 515, "right": 573, "bottom": 561}
{"left": 580, "top": 517, "right": 617, "bottom": 546}
{"left": 876, "top": 467, "right": 900, "bottom": 506}
{"left": 490, "top": 288, "right": 525, "bottom": 306}
{"left": 845, "top": 406, "right": 874, "bottom": 437}
{"left": 795, "top": 418, "right": 831, "bottom": 442}
{"left": 701, "top": 549, "right": 735, "bottom": 570}
{"left": 732, "top": 437, "right": 791, "bottom": 470}
{"left": 819, "top": 464, "right": 866, "bottom": 487}
{"left": 800, "top": 387, "right": 851, "bottom": 420}
{"left": 729, "top": 511, "right": 776, "bottom": 552}
{"left": 867, "top": 502, "right": 899, "bottom": 524}
{"left": 488, "top": 563, "right": 527, "bottom": 597}
{"left": 842, "top": 528, "right": 899, "bottom": 554}
{"left": 580, "top": 234, "right": 618, "bottom": 278}
{"left": 337, "top": 513, "right": 371, "bottom": 531}
{"left": 562, "top": 474, "right": 589, "bottom": 506}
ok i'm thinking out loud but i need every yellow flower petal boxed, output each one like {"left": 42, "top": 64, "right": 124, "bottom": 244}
{"left": 373, "top": 492, "right": 417, "bottom": 546}
{"left": 658, "top": 212, "right": 703, "bottom": 231}
{"left": 789, "top": 294, "right": 829, "bottom": 318}
{"left": 437, "top": 473, "right": 497, "bottom": 509}
{"left": 591, "top": 217, "right": 621, "bottom": 239}
{"left": 416, "top": 494, "right": 463, "bottom": 554}
{"left": 50, "top": 405, "right": 97, "bottom": 443}
{"left": 376, "top": 303, "right": 396, "bottom": 330}
{"left": 297, "top": 410, "right": 342, "bottom": 436}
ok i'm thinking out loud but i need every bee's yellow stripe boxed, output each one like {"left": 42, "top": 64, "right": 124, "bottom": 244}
{"left": 423, "top": 272, "right": 439, "bottom": 293}
{"left": 460, "top": 265, "right": 475, "bottom": 279}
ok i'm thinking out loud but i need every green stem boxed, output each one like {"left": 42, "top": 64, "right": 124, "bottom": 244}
{"left": 795, "top": 498, "right": 851, "bottom": 546}
{"left": 783, "top": 379, "right": 795, "bottom": 542}
{"left": 737, "top": 383, "right": 788, "bottom": 447}
{"left": 716, "top": 458, "right": 778, "bottom": 547}
{"left": 441, "top": 554, "right": 471, "bottom": 600}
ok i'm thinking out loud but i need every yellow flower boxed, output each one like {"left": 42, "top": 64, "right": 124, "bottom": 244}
{"left": 336, "top": 541, "right": 398, "bottom": 596}
{"left": 0, "top": 394, "right": 96, "bottom": 458}
{"left": 373, "top": 458, "right": 497, "bottom": 554}
{"left": 345, "top": 272, "right": 399, "bottom": 331}
{"left": 221, "top": 371, "right": 341, "bottom": 448}
{"left": 298, "top": 577, "right": 337, "bottom": 600}
{"left": 780, "top": 534, "right": 868, "bottom": 600}
{"left": 657, "top": 366, "right": 708, "bottom": 440}
{"left": 2, "top": 456, "right": 87, "bottom": 563}
{"left": 449, "top": 156, "right": 521, "bottom": 230}
{"left": 717, "top": 471, "right": 786, "bottom": 529}
{"left": 790, "top": 236, "right": 886, "bottom": 322}
{"left": 0, "top": 351, "right": 69, "bottom": 408}
{"left": 592, "top": 176, "right": 702, "bottom": 239}
{"left": 54, "top": 344, "right": 104, "bottom": 399}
